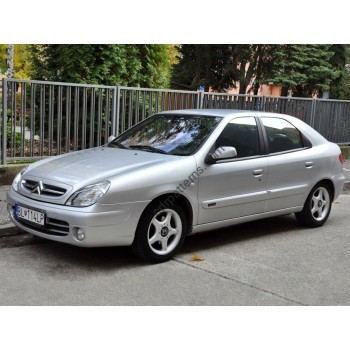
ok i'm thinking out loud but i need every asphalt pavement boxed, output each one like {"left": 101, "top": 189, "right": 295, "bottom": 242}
{"left": 0, "top": 161, "right": 349, "bottom": 305}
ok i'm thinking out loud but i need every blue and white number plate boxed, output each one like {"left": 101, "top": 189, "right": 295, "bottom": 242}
{"left": 15, "top": 204, "right": 45, "bottom": 226}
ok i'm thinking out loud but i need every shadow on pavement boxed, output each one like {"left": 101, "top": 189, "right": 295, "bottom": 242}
{"left": 182, "top": 214, "right": 305, "bottom": 254}
{"left": 22, "top": 214, "right": 304, "bottom": 271}
{"left": 26, "top": 241, "right": 144, "bottom": 272}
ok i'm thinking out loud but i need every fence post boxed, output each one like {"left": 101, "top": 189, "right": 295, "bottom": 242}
{"left": 310, "top": 98, "right": 317, "bottom": 128}
{"left": 1, "top": 78, "right": 7, "bottom": 165}
{"left": 262, "top": 95, "right": 267, "bottom": 111}
{"left": 115, "top": 86, "right": 121, "bottom": 136}
{"left": 111, "top": 87, "right": 117, "bottom": 137}
{"left": 196, "top": 91, "right": 200, "bottom": 109}
{"left": 197, "top": 91, "right": 204, "bottom": 109}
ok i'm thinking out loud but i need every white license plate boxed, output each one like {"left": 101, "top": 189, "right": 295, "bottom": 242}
{"left": 15, "top": 205, "right": 45, "bottom": 226}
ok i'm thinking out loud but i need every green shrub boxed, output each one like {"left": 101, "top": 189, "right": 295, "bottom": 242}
{"left": 6, "top": 120, "right": 21, "bottom": 148}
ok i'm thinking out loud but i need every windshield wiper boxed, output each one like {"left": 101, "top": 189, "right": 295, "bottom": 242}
{"left": 128, "top": 145, "right": 167, "bottom": 154}
{"left": 107, "top": 141, "right": 127, "bottom": 149}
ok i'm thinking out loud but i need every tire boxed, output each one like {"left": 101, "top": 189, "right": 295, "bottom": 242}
{"left": 131, "top": 200, "right": 188, "bottom": 263}
{"left": 295, "top": 183, "right": 332, "bottom": 227}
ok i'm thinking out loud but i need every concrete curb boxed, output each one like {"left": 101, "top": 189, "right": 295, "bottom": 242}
{"left": 343, "top": 182, "right": 350, "bottom": 193}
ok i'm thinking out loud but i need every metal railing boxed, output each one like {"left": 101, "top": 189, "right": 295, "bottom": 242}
{"left": 202, "top": 92, "right": 350, "bottom": 144}
{"left": 1, "top": 78, "right": 350, "bottom": 164}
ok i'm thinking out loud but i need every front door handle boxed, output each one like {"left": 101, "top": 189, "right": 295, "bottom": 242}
{"left": 305, "top": 161, "right": 314, "bottom": 169}
{"left": 253, "top": 169, "right": 264, "bottom": 176}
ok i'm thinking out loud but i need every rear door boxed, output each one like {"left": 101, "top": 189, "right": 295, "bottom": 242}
{"left": 260, "top": 116, "right": 317, "bottom": 212}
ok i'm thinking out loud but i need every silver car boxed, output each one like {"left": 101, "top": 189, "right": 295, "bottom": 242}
{"left": 7, "top": 110, "right": 345, "bottom": 262}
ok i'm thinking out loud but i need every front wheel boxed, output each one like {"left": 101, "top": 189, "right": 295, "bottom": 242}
{"left": 131, "top": 201, "right": 188, "bottom": 263}
{"left": 295, "top": 183, "right": 332, "bottom": 227}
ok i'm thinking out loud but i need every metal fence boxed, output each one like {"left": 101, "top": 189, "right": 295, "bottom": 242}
{"left": 1, "top": 78, "right": 350, "bottom": 164}
{"left": 202, "top": 93, "right": 350, "bottom": 144}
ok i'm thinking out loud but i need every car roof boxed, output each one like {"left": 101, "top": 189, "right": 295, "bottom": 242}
{"left": 160, "top": 109, "right": 299, "bottom": 120}
{"left": 160, "top": 109, "right": 252, "bottom": 118}
{"left": 159, "top": 109, "right": 328, "bottom": 145}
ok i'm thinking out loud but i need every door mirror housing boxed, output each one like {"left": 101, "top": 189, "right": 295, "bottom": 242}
{"left": 107, "top": 135, "right": 116, "bottom": 143}
{"left": 205, "top": 146, "right": 237, "bottom": 165}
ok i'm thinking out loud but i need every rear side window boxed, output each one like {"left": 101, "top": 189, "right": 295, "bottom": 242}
{"left": 261, "top": 117, "right": 303, "bottom": 153}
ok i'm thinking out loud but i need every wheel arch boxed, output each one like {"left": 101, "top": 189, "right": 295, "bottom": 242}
{"left": 142, "top": 193, "right": 194, "bottom": 233}
{"left": 296, "top": 178, "right": 334, "bottom": 228}
{"left": 314, "top": 179, "right": 335, "bottom": 202}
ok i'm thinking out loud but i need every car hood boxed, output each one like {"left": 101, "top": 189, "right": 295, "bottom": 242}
{"left": 25, "top": 146, "right": 177, "bottom": 187}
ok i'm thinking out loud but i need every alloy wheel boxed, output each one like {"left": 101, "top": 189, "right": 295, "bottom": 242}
{"left": 147, "top": 209, "right": 182, "bottom": 255}
{"left": 311, "top": 186, "right": 330, "bottom": 221}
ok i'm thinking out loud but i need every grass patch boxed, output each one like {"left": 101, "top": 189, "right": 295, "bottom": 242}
{"left": 7, "top": 159, "right": 39, "bottom": 165}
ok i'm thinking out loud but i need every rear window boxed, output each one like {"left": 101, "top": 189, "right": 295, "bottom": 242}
{"left": 261, "top": 117, "right": 303, "bottom": 153}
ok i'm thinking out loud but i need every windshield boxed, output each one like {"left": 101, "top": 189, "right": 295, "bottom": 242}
{"left": 108, "top": 114, "right": 222, "bottom": 156}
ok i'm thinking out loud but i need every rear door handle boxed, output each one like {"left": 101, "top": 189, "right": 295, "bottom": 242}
{"left": 305, "top": 161, "right": 314, "bottom": 168}
{"left": 253, "top": 169, "right": 264, "bottom": 176}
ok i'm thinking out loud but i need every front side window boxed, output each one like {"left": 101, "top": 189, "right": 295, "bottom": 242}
{"left": 109, "top": 114, "right": 222, "bottom": 156}
{"left": 215, "top": 117, "right": 260, "bottom": 158}
{"left": 261, "top": 117, "right": 303, "bottom": 153}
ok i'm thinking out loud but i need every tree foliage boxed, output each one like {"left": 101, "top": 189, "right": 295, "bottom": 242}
{"left": 172, "top": 44, "right": 239, "bottom": 92}
{"left": 328, "top": 44, "right": 350, "bottom": 100}
{"left": 28, "top": 44, "right": 176, "bottom": 88}
{"left": 137, "top": 44, "right": 177, "bottom": 88}
{"left": 0, "top": 45, "right": 6, "bottom": 74}
{"left": 172, "top": 44, "right": 277, "bottom": 93}
{"left": 0, "top": 44, "right": 31, "bottom": 78}
{"left": 263, "top": 45, "right": 340, "bottom": 97}
{"left": 172, "top": 44, "right": 350, "bottom": 98}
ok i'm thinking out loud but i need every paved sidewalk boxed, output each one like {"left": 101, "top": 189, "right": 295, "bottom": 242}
{"left": 0, "top": 185, "right": 10, "bottom": 226}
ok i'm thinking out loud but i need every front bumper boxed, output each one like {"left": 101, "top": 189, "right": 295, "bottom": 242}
{"left": 6, "top": 188, "right": 150, "bottom": 247}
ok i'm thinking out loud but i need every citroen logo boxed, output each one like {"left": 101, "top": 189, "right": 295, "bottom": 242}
{"left": 32, "top": 181, "right": 44, "bottom": 195}
{"left": 161, "top": 227, "right": 169, "bottom": 237}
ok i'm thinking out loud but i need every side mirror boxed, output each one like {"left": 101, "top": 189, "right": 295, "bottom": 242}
{"left": 205, "top": 146, "right": 237, "bottom": 165}
{"left": 107, "top": 135, "right": 116, "bottom": 143}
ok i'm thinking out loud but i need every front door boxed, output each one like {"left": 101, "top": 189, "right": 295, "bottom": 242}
{"left": 197, "top": 116, "right": 268, "bottom": 225}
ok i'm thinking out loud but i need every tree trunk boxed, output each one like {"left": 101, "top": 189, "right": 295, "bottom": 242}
{"left": 239, "top": 81, "right": 247, "bottom": 94}
{"left": 294, "top": 85, "right": 308, "bottom": 97}
{"left": 281, "top": 86, "right": 289, "bottom": 97}
{"left": 6, "top": 44, "right": 14, "bottom": 78}
{"left": 253, "top": 48, "right": 264, "bottom": 95}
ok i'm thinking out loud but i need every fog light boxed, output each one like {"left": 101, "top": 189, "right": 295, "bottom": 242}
{"left": 75, "top": 228, "right": 85, "bottom": 241}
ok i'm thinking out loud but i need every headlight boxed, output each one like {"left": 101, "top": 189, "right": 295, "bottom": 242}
{"left": 12, "top": 166, "right": 29, "bottom": 192}
{"left": 66, "top": 181, "right": 110, "bottom": 207}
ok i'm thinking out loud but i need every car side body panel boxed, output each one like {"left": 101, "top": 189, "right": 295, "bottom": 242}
{"left": 196, "top": 157, "right": 269, "bottom": 224}
{"left": 265, "top": 147, "right": 319, "bottom": 212}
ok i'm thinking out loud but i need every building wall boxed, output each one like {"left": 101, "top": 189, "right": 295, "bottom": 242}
{"left": 210, "top": 83, "right": 282, "bottom": 96}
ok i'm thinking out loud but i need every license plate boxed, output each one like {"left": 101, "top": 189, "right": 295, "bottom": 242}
{"left": 15, "top": 204, "right": 45, "bottom": 226}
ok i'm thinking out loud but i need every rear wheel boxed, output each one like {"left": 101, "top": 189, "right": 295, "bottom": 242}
{"left": 132, "top": 201, "right": 188, "bottom": 263}
{"left": 295, "top": 183, "right": 332, "bottom": 227}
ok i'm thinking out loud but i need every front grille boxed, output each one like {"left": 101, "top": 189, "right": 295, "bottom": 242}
{"left": 16, "top": 215, "right": 69, "bottom": 237}
{"left": 22, "top": 180, "right": 67, "bottom": 197}
{"left": 46, "top": 218, "right": 70, "bottom": 235}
